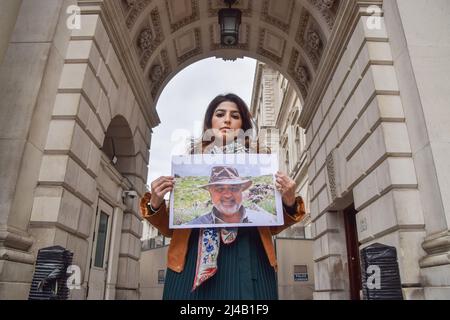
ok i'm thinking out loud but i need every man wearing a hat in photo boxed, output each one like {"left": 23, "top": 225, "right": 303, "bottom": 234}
{"left": 187, "top": 166, "right": 276, "bottom": 225}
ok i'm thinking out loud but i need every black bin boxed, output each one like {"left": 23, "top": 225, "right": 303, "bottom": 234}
{"left": 360, "top": 243, "right": 403, "bottom": 300}
{"left": 28, "top": 246, "right": 74, "bottom": 300}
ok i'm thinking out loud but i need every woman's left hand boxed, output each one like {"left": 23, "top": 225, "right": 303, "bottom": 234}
{"left": 275, "top": 171, "right": 297, "bottom": 207}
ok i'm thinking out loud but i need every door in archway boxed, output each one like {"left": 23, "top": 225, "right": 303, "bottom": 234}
{"left": 87, "top": 198, "right": 113, "bottom": 300}
{"left": 343, "top": 203, "right": 362, "bottom": 300}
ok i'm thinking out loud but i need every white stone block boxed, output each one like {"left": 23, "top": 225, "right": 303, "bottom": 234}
{"left": 342, "top": 60, "right": 362, "bottom": 104}
{"left": 370, "top": 65, "right": 400, "bottom": 92}
{"left": 66, "top": 40, "right": 94, "bottom": 61}
{"left": 86, "top": 143, "right": 102, "bottom": 176}
{"left": 52, "top": 93, "right": 82, "bottom": 117}
{"left": 321, "top": 85, "right": 335, "bottom": 117}
{"left": 58, "top": 189, "right": 81, "bottom": 231}
{"left": 346, "top": 18, "right": 366, "bottom": 66}
{"left": 120, "top": 232, "right": 131, "bottom": 255}
{"left": 76, "top": 167, "right": 96, "bottom": 204}
{"left": 327, "top": 97, "right": 342, "bottom": 128}
{"left": 94, "top": 18, "right": 110, "bottom": 60}
{"left": 86, "top": 110, "right": 105, "bottom": 147}
{"left": 305, "top": 126, "right": 313, "bottom": 148}
{"left": 59, "top": 63, "right": 88, "bottom": 90}
{"left": 317, "top": 187, "right": 330, "bottom": 215}
{"left": 312, "top": 106, "right": 323, "bottom": 139}
{"left": 310, "top": 197, "right": 319, "bottom": 221}
{"left": 392, "top": 189, "right": 425, "bottom": 226}
{"left": 72, "top": 14, "right": 99, "bottom": 38}
{"left": 106, "top": 45, "right": 122, "bottom": 86}
{"left": 309, "top": 135, "right": 319, "bottom": 160}
{"left": 318, "top": 116, "right": 330, "bottom": 147}
{"left": 325, "top": 124, "right": 339, "bottom": 156}
{"left": 336, "top": 103, "right": 357, "bottom": 143}
{"left": 386, "top": 157, "right": 417, "bottom": 186}
{"left": 307, "top": 160, "right": 316, "bottom": 183}
{"left": 360, "top": 124, "right": 386, "bottom": 171}
{"left": 367, "top": 41, "right": 393, "bottom": 62}
{"left": 345, "top": 147, "right": 365, "bottom": 188}
{"left": 39, "top": 155, "right": 69, "bottom": 182}
{"left": 315, "top": 144, "right": 327, "bottom": 172}
{"left": 381, "top": 122, "right": 412, "bottom": 154}
{"left": 376, "top": 95, "right": 405, "bottom": 119}
{"left": 97, "top": 58, "right": 113, "bottom": 96}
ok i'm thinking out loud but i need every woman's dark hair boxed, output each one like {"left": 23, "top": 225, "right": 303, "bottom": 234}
{"left": 190, "top": 93, "right": 269, "bottom": 154}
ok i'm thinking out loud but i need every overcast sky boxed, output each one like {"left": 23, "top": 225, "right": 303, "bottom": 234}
{"left": 147, "top": 57, "right": 258, "bottom": 186}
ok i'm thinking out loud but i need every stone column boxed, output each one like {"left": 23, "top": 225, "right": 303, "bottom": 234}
{"left": 383, "top": 0, "right": 450, "bottom": 299}
{"left": 0, "top": 0, "right": 76, "bottom": 299}
{"left": 0, "top": 0, "right": 22, "bottom": 65}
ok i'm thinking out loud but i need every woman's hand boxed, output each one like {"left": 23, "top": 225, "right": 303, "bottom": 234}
{"left": 275, "top": 171, "right": 296, "bottom": 207}
{"left": 150, "top": 176, "right": 175, "bottom": 209}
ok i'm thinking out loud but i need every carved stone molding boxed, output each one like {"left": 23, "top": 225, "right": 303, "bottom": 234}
{"left": 308, "top": 0, "right": 341, "bottom": 30}
{"left": 149, "top": 49, "right": 171, "bottom": 99}
{"left": 175, "top": 28, "right": 202, "bottom": 65}
{"left": 138, "top": 8, "right": 164, "bottom": 69}
{"left": 295, "top": 9, "right": 325, "bottom": 70}
{"left": 326, "top": 151, "right": 337, "bottom": 201}
{"left": 257, "top": 28, "right": 286, "bottom": 66}
{"left": 288, "top": 48, "right": 310, "bottom": 99}
{"left": 121, "top": 0, "right": 153, "bottom": 29}
{"left": 420, "top": 230, "right": 450, "bottom": 268}
{"left": 209, "top": 23, "right": 250, "bottom": 51}
{"left": 166, "top": 0, "right": 200, "bottom": 33}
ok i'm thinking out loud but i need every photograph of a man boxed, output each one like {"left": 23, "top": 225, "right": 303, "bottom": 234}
{"left": 187, "top": 166, "right": 277, "bottom": 225}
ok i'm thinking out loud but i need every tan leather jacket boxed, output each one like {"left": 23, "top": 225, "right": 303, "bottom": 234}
{"left": 140, "top": 192, "right": 306, "bottom": 273}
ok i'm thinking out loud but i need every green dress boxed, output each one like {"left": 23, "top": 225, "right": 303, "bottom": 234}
{"left": 162, "top": 227, "right": 278, "bottom": 300}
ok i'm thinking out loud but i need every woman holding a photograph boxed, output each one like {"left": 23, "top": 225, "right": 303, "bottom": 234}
{"left": 140, "top": 93, "right": 306, "bottom": 299}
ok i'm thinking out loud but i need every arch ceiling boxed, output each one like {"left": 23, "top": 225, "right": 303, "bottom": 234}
{"left": 103, "top": 0, "right": 344, "bottom": 126}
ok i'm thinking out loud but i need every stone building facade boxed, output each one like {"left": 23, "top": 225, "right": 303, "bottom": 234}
{"left": 1, "top": 0, "right": 449, "bottom": 300}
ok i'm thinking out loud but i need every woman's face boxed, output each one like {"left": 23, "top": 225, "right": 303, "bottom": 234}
{"left": 211, "top": 101, "right": 243, "bottom": 141}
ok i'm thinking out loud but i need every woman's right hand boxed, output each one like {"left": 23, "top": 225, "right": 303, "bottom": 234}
{"left": 150, "top": 176, "right": 175, "bottom": 209}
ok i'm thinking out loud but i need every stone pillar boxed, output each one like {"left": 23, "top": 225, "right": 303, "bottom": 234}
{"left": 383, "top": 0, "right": 450, "bottom": 299}
{"left": 0, "top": 0, "right": 76, "bottom": 299}
{"left": 306, "top": 11, "right": 427, "bottom": 299}
{"left": 0, "top": 0, "right": 22, "bottom": 65}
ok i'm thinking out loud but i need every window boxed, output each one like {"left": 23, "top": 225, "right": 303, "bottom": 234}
{"left": 158, "top": 270, "right": 165, "bottom": 284}
{"left": 94, "top": 212, "right": 109, "bottom": 268}
{"left": 294, "top": 265, "right": 308, "bottom": 281}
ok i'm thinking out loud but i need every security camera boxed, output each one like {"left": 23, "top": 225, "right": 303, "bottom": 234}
{"left": 122, "top": 190, "right": 138, "bottom": 199}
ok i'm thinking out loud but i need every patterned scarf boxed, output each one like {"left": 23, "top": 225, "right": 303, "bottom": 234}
{"left": 191, "top": 141, "right": 247, "bottom": 291}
